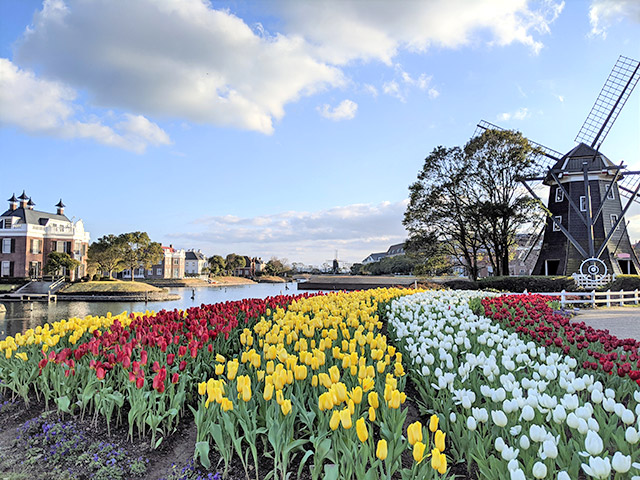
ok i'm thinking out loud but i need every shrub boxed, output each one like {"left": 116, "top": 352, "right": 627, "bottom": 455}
{"left": 602, "top": 274, "right": 640, "bottom": 292}
{"left": 443, "top": 276, "right": 574, "bottom": 292}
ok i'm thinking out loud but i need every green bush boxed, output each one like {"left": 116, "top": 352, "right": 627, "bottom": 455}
{"left": 602, "top": 274, "right": 640, "bottom": 292}
{"left": 443, "top": 275, "right": 574, "bottom": 293}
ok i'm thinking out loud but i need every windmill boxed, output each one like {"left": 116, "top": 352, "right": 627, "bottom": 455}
{"left": 325, "top": 250, "right": 348, "bottom": 274}
{"left": 476, "top": 55, "right": 640, "bottom": 283}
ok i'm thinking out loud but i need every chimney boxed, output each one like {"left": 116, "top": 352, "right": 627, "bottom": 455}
{"left": 27, "top": 198, "right": 35, "bottom": 210}
{"left": 55, "top": 199, "right": 65, "bottom": 215}
{"left": 18, "top": 190, "right": 29, "bottom": 209}
{"left": 7, "top": 193, "right": 17, "bottom": 211}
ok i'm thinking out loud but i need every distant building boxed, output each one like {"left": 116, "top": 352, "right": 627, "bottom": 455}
{"left": 185, "top": 249, "right": 208, "bottom": 276}
{"left": 0, "top": 192, "right": 90, "bottom": 280}
{"left": 362, "top": 243, "right": 405, "bottom": 264}
{"left": 234, "top": 257, "right": 265, "bottom": 278}
{"left": 509, "top": 233, "right": 543, "bottom": 276}
{"left": 121, "top": 245, "right": 185, "bottom": 280}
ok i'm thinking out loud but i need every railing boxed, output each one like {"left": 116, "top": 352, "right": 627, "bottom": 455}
{"left": 519, "top": 289, "right": 640, "bottom": 308}
{"left": 572, "top": 273, "right": 616, "bottom": 289}
{"left": 49, "top": 276, "right": 65, "bottom": 293}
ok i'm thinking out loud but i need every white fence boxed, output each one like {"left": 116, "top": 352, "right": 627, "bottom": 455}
{"left": 572, "top": 273, "right": 615, "bottom": 290}
{"left": 520, "top": 289, "right": 640, "bottom": 308}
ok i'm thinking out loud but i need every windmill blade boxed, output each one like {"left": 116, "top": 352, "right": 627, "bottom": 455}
{"left": 575, "top": 55, "right": 640, "bottom": 149}
{"left": 475, "top": 120, "right": 562, "bottom": 178}
{"left": 619, "top": 174, "right": 640, "bottom": 205}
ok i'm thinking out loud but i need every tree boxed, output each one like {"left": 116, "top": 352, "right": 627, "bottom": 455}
{"left": 208, "top": 255, "right": 226, "bottom": 276}
{"left": 350, "top": 263, "right": 364, "bottom": 275}
{"left": 225, "top": 254, "right": 245, "bottom": 275}
{"left": 464, "top": 129, "right": 540, "bottom": 276}
{"left": 88, "top": 234, "right": 124, "bottom": 279}
{"left": 45, "top": 251, "right": 81, "bottom": 278}
{"left": 118, "top": 232, "right": 163, "bottom": 281}
{"left": 265, "top": 257, "right": 290, "bottom": 276}
{"left": 404, "top": 146, "right": 484, "bottom": 280}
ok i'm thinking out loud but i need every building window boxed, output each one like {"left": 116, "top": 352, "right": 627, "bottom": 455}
{"left": 553, "top": 216, "right": 562, "bottom": 232}
{"left": 555, "top": 188, "right": 564, "bottom": 203}
{"left": 608, "top": 189, "right": 615, "bottom": 200}
{"left": 156, "top": 268, "right": 162, "bottom": 275}
{"left": 174, "top": 259, "right": 179, "bottom": 265}
{"left": 2, "top": 238, "right": 13, "bottom": 253}
{"left": 579, "top": 196, "right": 586, "bottom": 212}
{"left": 1, "top": 261, "right": 11, "bottom": 277}
{"left": 30, "top": 239, "right": 42, "bottom": 254}
{"left": 610, "top": 214, "right": 619, "bottom": 230}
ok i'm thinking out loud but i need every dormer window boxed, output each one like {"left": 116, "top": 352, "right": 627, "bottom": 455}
{"left": 555, "top": 188, "right": 564, "bottom": 203}
{"left": 607, "top": 189, "right": 615, "bottom": 200}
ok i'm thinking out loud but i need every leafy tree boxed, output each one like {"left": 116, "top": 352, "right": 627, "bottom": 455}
{"left": 118, "top": 232, "right": 163, "bottom": 281}
{"left": 464, "top": 129, "right": 540, "bottom": 276}
{"left": 208, "top": 255, "right": 226, "bottom": 276}
{"left": 225, "top": 254, "right": 246, "bottom": 275}
{"left": 88, "top": 234, "right": 124, "bottom": 279}
{"left": 350, "top": 263, "right": 364, "bottom": 275}
{"left": 45, "top": 251, "right": 81, "bottom": 278}
{"left": 404, "top": 146, "right": 483, "bottom": 280}
{"left": 265, "top": 257, "right": 290, "bottom": 276}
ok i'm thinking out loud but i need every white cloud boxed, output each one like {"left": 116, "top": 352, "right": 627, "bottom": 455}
{"left": 318, "top": 99, "right": 358, "bottom": 121}
{"left": 0, "top": 58, "right": 170, "bottom": 153}
{"left": 280, "top": 0, "right": 564, "bottom": 62}
{"left": 383, "top": 80, "right": 404, "bottom": 101}
{"left": 497, "top": 107, "right": 530, "bottom": 121}
{"left": 589, "top": 0, "right": 640, "bottom": 38}
{"left": 383, "top": 67, "right": 439, "bottom": 101}
{"left": 7, "top": 0, "right": 563, "bottom": 142}
{"left": 168, "top": 200, "right": 409, "bottom": 264}
{"left": 363, "top": 84, "right": 378, "bottom": 97}
{"left": 15, "top": 0, "right": 344, "bottom": 135}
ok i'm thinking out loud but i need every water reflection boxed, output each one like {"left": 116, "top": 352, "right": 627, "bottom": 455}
{"left": 0, "top": 282, "right": 315, "bottom": 340}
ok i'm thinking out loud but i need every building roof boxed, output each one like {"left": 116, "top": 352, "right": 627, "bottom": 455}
{"left": 545, "top": 143, "right": 616, "bottom": 184}
{"left": 185, "top": 250, "right": 206, "bottom": 261}
{"left": 0, "top": 207, "right": 70, "bottom": 224}
{"left": 363, "top": 252, "right": 386, "bottom": 263}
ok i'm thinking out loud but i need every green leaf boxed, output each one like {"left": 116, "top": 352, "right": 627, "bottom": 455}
{"left": 195, "top": 441, "right": 211, "bottom": 469}
{"left": 323, "top": 464, "right": 339, "bottom": 480}
{"left": 154, "top": 436, "right": 164, "bottom": 449}
{"left": 55, "top": 395, "right": 71, "bottom": 413}
{"left": 297, "top": 450, "right": 314, "bottom": 479}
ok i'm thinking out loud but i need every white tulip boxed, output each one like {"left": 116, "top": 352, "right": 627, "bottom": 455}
{"left": 519, "top": 435, "right": 531, "bottom": 450}
{"left": 510, "top": 469, "right": 526, "bottom": 480}
{"left": 585, "top": 430, "right": 604, "bottom": 456}
{"left": 541, "top": 439, "right": 558, "bottom": 459}
{"left": 591, "top": 389, "right": 603, "bottom": 404}
{"left": 495, "top": 436, "right": 506, "bottom": 453}
{"left": 566, "top": 412, "right": 580, "bottom": 429}
{"left": 581, "top": 456, "right": 611, "bottom": 479}
{"left": 577, "top": 418, "right": 589, "bottom": 435}
{"left": 604, "top": 388, "right": 615, "bottom": 399}
{"left": 587, "top": 418, "right": 599, "bottom": 432}
{"left": 625, "top": 426, "right": 639, "bottom": 444}
{"left": 602, "top": 397, "right": 616, "bottom": 413}
{"left": 521, "top": 405, "right": 535, "bottom": 422}
{"left": 492, "top": 410, "right": 508, "bottom": 428}
{"left": 557, "top": 471, "right": 571, "bottom": 480}
{"left": 530, "top": 425, "right": 546, "bottom": 443}
{"left": 552, "top": 405, "right": 567, "bottom": 424}
{"left": 532, "top": 461, "right": 547, "bottom": 479}
{"left": 612, "top": 452, "right": 631, "bottom": 473}
{"left": 622, "top": 409, "right": 635, "bottom": 425}
{"left": 634, "top": 390, "right": 640, "bottom": 403}
{"left": 467, "top": 416, "right": 477, "bottom": 431}
{"left": 501, "top": 446, "right": 519, "bottom": 461}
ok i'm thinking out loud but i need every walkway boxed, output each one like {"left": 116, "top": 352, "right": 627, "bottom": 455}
{"left": 573, "top": 307, "right": 640, "bottom": 342}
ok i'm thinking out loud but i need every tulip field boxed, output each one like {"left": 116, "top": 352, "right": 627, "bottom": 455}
{"left": 1, "top": 287, "right": 639, "bottom": 479}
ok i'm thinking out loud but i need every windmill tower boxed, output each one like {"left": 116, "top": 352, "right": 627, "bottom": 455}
{"left": 477, "top": 55, "right": 640, "bottom": 283}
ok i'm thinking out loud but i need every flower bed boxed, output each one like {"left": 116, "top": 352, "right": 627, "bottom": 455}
{"left": 191, "top": 288, "right": 449, "bottom": 480}
{"left": 388, "top": 290, "right": 640, "bottom": 479}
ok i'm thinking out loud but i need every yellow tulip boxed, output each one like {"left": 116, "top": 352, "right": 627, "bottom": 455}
{"left": 437, "top": 452, "right": 447, "bottom": 474}
{"left": 388, "top": 390, "right": 401, "bottom": 409}
{"left": 429, "top": 414, "right": 439, "bottom": 433}
{"left": 16, "top": 352, "right": 28, "bottom": 362}
{"left": 407, "top": 421, "right": 423, "bottom": 446}
{"left": 281, "top": 399, "right": 292, "bottom": 416}
{"left": 368, "top": 391, "right": 379, "bottom": 409}
{"left": 216, "top": 353, "right": 225, "bottom": 363}
{"left": 430, "top": 448, "right": 442, "bottom": 470}
{"left": 339, "top": 408, "right": 352, "bottom": 429}
{"left": 329, "top": 365, "right": 340, "bottom": 384}
{"left": 221, "top": 398, "right": 233, "bottom": 411}
{"left": 413, "top": 442, "right": 426, "bottom": 464}
{"left": 356, "top": 417, "right": 368, "bottom": 443}
{"left": 263, "top": 383, "right": 274, "bottom": 401}
{"left": 330, "top": 410, "right": 340, "bottom": 430}
{"left": 350, "top": 386, "right": 363, "bottom": 404}
{"left": 368, "top": 406, "right": 376, "bottom": 422}
{"left": 198, "top": 382, "right": 207, "bottom": 396}
{"left": 376, "top": 439, "right": 388, "bottom": 460}
{"left": 435, "top": 430, "right": 446, "bottom": 452}
{"left": 215, "top": 363, "right": 224, "bottom": 375}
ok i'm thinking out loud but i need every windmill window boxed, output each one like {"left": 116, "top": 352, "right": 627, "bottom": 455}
{"left": 553, "top": 216, "right": 562, "bottom": 232}
{"left": 555, "top": 188, "right": 564, "bottom": 203}
{"left": 607, "top": 189, "right": 615, "bottom": 200}
{"left": 580, "top": 196, "right": 587, "bottom": 212}
{"left": 610, "top": 214, "right": 619, "bottom": 230}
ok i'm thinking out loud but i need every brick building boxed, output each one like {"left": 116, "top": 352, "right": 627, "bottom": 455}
{"left": 0, "top": 192, "right": 90, "bottom": 280}
{"left": 120, "top": 245, "right": 186, "bottom": 280}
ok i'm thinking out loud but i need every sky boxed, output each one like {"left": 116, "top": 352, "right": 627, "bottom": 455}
{"left": 0, "top": 0, "right": 639, "bottom": 268}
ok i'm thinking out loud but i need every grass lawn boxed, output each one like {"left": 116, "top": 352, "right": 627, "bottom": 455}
{"left": 0, "top": 284, "right": 19, "bottom": 292}
{"left": 62, "top": 280, "right": 163, "bottom": 293}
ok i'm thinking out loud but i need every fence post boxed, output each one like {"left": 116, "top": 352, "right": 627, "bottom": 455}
{"left": 620, "top": 289, "right": 624, "bottom": 306}
{"left": 561, "top": 290, "right": 566, "bottom": 309}
{"left": 591, "top": 290, "right": 596, "bottom": 308}
{"left": 636, "top": 289, "right": 639, "bottom": 305}
{"left": 606, "top": 290, "right": 611, "bottom": 308}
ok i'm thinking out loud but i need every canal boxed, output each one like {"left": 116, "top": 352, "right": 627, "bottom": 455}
{"left": 0, "top": 282, "right": 315, "bottom": 340}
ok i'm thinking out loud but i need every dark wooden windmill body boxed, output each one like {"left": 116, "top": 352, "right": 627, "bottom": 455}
{"left": 477, "top": 55, "right": 640, "bottom": 280}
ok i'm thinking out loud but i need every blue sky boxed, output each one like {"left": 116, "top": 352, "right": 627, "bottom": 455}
{"left": 1, "top": 0, "right": 639, "bottom": 267}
